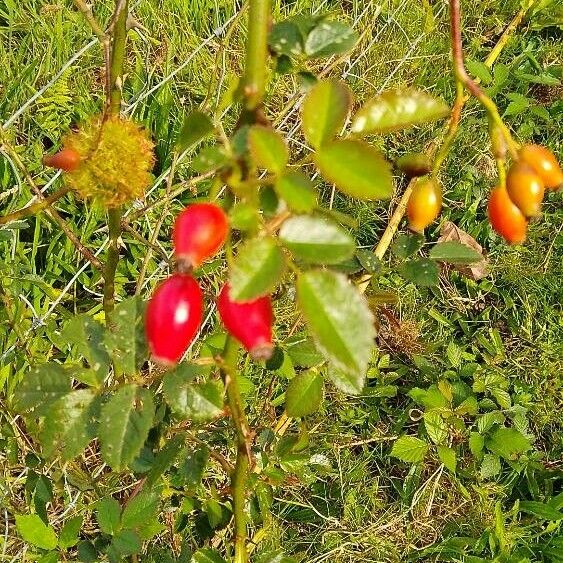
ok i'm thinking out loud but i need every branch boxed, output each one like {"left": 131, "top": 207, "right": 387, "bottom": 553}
{"left": 449, "top": 0, "right": 519, "bottom": 159}
{"left": 0, "top": 186, "right": 70, "bottom": 225}
{"left": 241, "top": 0, "right": 271, "bottom": 114}
{"left": 218, "top": 337, "right": 252, "bottom": 563}
{"left": 103, "top": 0, "right": 129, "bottom": 320}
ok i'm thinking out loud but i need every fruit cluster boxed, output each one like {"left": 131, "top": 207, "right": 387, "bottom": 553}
{"left": 488, "top": 145, "right": 562, "bottom": 244}
{"left": 144, "top": 203, "right": 274, "bottom": 366}
{"left": 405, "top": 144, "right": 562, "bottom": 244}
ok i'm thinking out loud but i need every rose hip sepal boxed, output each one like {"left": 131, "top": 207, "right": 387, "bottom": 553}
{"left": 145, "top": 273, "right": 203, "bottom": 366}
{"left": 173, "top": 203, "right": 228, "bottom": 270}
{"left": 42, "top": 148, "right": 81, "bottom": 172}
{"left": 217, "top": 283, "right": 274, "bottom": 361}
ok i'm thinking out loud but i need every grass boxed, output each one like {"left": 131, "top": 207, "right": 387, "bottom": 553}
{"left": 1, "top": 0, "right": 562, "bottom": 562}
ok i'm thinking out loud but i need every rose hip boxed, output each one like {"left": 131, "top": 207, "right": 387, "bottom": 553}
{"left": 217, "top": 284, "right": 273, "bottom": 360}
{"left": 173, "top": 203, "right": 228, "bottom": 269}
{"left": 145, "top": 273, "right": 203, "bottom": 366}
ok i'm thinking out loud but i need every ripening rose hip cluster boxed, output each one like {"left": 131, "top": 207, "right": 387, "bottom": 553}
{"left": 405, "top": 144, "right": 562, "bottom": 244}
{"left": 144, "top": 203, "right": 274, "bottom": 366}
{"left": 488, "top": 145, "right": 562, "bottom": 244}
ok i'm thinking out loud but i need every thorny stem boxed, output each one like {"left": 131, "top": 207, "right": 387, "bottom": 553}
{"left": 449, "top": 0, "right": 519, "bottom": 160}
{"left": 241, "top": 0, "right": 271, "bottom": 113}
{"left": 0, "top": 186, "right": 70, "bottom": 225}
{"left": 0, "top": 132, "right": 103, "bottom": 271}
{"left": 102, "top": 0, "right": 129, "bottom": 320}
{"left": 219, "top": 337, "right": 252, "bottom": 563}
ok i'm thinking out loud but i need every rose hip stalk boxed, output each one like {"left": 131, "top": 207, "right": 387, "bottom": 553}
{"left": 217, "top": 284, "right": 274, "bottom": 360}
{"left": 145, "top": 273, "right": 203, "bottom": 366}
{"left": 173, "top": 203, "right": 229, "bottom": 269}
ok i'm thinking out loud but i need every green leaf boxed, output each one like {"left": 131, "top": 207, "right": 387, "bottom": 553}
{"left": 466, "top": 59, "right": 493, "bottom": 84}
{"left": 480, "top": 453, "right": 501, "bottom": 479}
{"left": 297, "top": 270, "right": 375, "bottom": 379}
{"left": 355, "top": 250, "right": 382, "bottom": 275}
{"left": 58, "top": 515, "right": 83, "bottom": 549}
{"left": 15, "top": 514, "right": 58, "bottom": 550}
{"left": 177, "top": 110, "right": 214, "bottom": 151}
{"left": 285, "top": 370, "right": 323, "bottom": 417}
{"left": 39, "top": 389, "right": 99, "bottom": 461}
{"left": 61, "top": 315, "right": 110, "bottom": 383}
{"left": 121, "top": 488, "right": 160, "bottom": 530}
{"left": 285, "top": 335, "right": 324, "bottom": 368}
{"left": 326, "top": 364, "right": 365, "bottom": 395}
{"left": 163, "top": 371, "right": 224, "bottom": 423}
{"left": 302, "top": 79, "right": 352, "bottom": 148}
{"left": 192, "top": 146, "right": 228, "bottom": 174}
{"left": 390, "top": 436, "right": 429, "bottom": 463}
{"left": 204, "top": 498, "right": 223, "bottom": 528}
{"left": 230, "top": 236, "right": 286, "bottom": 301}
{"left": 391, "top": 233, "right": 424, "bottom": 258}
{"left": 146, "top": 433, "right": 186, "bottom": 488}
{"left": 98, "top": 385, "right": 155, "bottom": 471}
{"left": 248, "top": 126, "right": 288, "bottom": 174}
{"left": 96, "top": 497, "right": 121, "bottom": 535}
{"left": 304, "top": 20, "right": 358, "bottom": 58}
{"left": 256, "top": 550, "right": 298, "bottom": 563}
{"left": 110, "top": 529, "right": 142, "bottom": 557}
{"left": 424, "top": 411, "right": 448, "bottom": 445}
{"left": 104, "top": 297, "right": 147, "bottom": 377}
{"left": 279, "top": 215, "right": 355, "bottom": 265}
{"left": 437, "top": 445, "right": 457, "bottom": 473}
{"left": 269, "top": 21, "right": 304, "bottom": 57}
{"left": 398, "top": 258, "right": 439, "bottom": 287}
{"left": 178, "top": 446, "right": 210, "bottom": 486}
{"left": 275, "top": 170, "right": 317, "bottom": 213}
{"left": 469, "top": 432, "right": 485, "bottom": 458}
{"left": 429, "top": 241, "right": 483, "bottom": 264}
{"left": 314, "top": 139, "right": 393, "bottom": 200}
{"left": 487, "top": 427, "right": 532, "bottom": 461}
{"left": 519, "top": 501, "right": 563, "bottom": 521}
{"left": 351, "top": 89, "right": 449, "bottom": 134}
{"left": 191, "top": 548, "right": 227, "bottom": 563}
{"left": 14, "top": 364, "right": 72, "bottom": 414}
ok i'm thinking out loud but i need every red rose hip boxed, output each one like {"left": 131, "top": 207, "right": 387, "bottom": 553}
{"left": 217, "top": 284, "right": 273, "bottom": 360}
{"left": 42, "top": 148, "right": 81, "bottom": 172}
{"left": 173, "top": 203, "right": 228, "bottom": 269}
{"left": 145, "top": 273, "right": 203, "bottom": 366}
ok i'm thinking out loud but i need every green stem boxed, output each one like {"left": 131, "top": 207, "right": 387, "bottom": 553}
{"left": 103, "top": 206, "right": 122, "bottom": 320}
{"left": 108, "top": 0, "right": 128, "bottom": 116}
{"left": 102, "top": 0, "right": 128, "bottom": 319}
{"left": 242, "top": 0, "right": 271, "bottom": 112}
{"left": 0, "top": 186, "right": 70, "bottom": 225}
{"left": 431, "top": 78, "right": 464, "bottom": 177}
{"left": 220, "top": 337, "right": 251, "bottom": 563}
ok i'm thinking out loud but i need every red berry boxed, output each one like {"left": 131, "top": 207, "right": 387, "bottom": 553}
{"left": 145, "top": 273, "right": 203, "bottom": 366}
{"left": 173, "top": 203, "right": 228, "bottom": 269}
{"left": 217, "top": 284, "right": 273, "bottom": 360}
{"left": 42, "top": 148, "right": 81, "bottom": 172}
{"left": 487, "top": 186, "right": 528, "bottom": 245}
